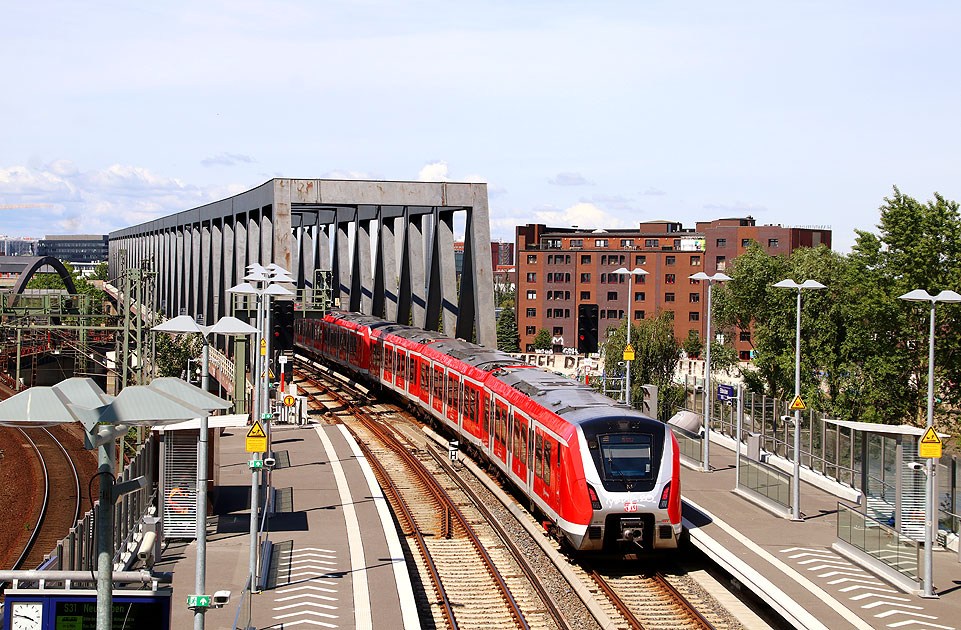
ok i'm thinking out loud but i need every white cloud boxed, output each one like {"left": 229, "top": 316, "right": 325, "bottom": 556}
{"left": 535, "top": 202, "right": 632, "bottom": 229}
{"left": 643, "top": 187, "right": 666, "bottom": 196}
{"left": 548, "top": 172, "right": 593, "bottom": 186}
{"left": 201, "top": 153, "right": 255, "bottom": 167}
{"left": 417, "top": 160, "right": 449, "bottom": 182}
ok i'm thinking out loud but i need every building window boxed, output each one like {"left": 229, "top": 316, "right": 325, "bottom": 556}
{"left": 565, "top": 308, "right": 571, "bottom": 317}
{"left": 740, "top": 350, "right": 752, "bottom": 361}
{"left": 526, "top": 344, "right": 534, "bottom": 352}
{"left": 716, "top": 238, "right": 727, "bottom": 247}
{"left": 527, "top": 254, "right": 537, "bottom": 263}
{"left": 689, "top": 293, "right": 700, "bottom": 303}
{"left": 608, "top": 309, "right": 619, "bottom": 319}
{"left": 665, "top": 274, "right": 676, "bottom": 284}
{"left": 689, "top": 312, "right": 700, "bottom": 322}
{"left": 665, "top": 292, "right": 675, "bottom": 302}
{"left": 553, "top": 327, "right": 563, "bottom": 335}
{"left": 635, "top": 255, "right": 646, "bottom": 265}
{"left": 525, "top": 326, "right": 536, "bottom": 335}
{"left": 526, "top": 272, "right": 536, "bottom": 282}
{"left": 600, "top": 255, "right": 607, "bottom": 265}
{"left": 580, "top": 273, "right": 591, "bottom": 282}
{"left": 545, "top": 238, "right": 562, "bottom": 249}
{"left": 635, "top": 310, "right": 645, "bottom": 320}
{"left": 570, "top": 239, "right": 583, "bottom": 248}
{"left": 740, "top": 330, "right": 751, "bottom": 342}
{"left": 580, "top": 291, "right": 590, "bottom": 300}
{"left": 595, "top": 239, "right": 608, "bottom": 247}
{"left": 716, "top": 256, "right": 727, "bottom": 270}
{"left": 636, "top": 274, "right": 645, "bottom": 284}
{"left": 526, "top": 308, "right": 536, "bottom": 317}
{"left": 600, "top": 310, "right": 606, "bottom": 319}
{"left": 581, "top": 254, "right": 591, "bottom": 264}
{"left": 665, "top": 255, "right": 675, "bottom": 265}
{"left": 527, "top": 290, "right": 536, "bottom": 300}
{"left": 645, "top": 239, "right": 658, "bottom": 248}
{"left": 689, "top": 278, "right": 701, "bottom": 285}
{"left": 635, "top": 291, "right": 645, "bottom": 301}
{"left": 607, "top": 291, "right": 618, "bottom": 301}
{"left": 690, "top": 255, "right": 701, "bottom": 266}
{"left": 768, "top": 238, "right": 779, "bottom": 247}
{"left": 741, "top": 238, "right": 752, "bottom": 247}
{"left": 673, "top": 239, "right": 681, "bottom": 249}
{"left": 620, "top": 239, "right": 634, "bottom": 247}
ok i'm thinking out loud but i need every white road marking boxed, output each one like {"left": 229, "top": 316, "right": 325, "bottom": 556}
{"left": 828, "top": 577, "right": 886, "bottom": 586}
{"left": 849, "top": 593, "right": 911, "bottom": 602}
{"left": 788, "top": 552, "right": 834, "bottom": 559}
{"left": 876, "top": 610, "right": 939, "bottom": 620}
{"left": 280, "top": 620, "right": 337, "bottom": 628}
{"left": 276, "top": 610, "right": 339, "bottom": 620}
{"left": 839, "top": 585, "right": 899, "bottom": 593}
{"left": 860, "top": 601, "right": 923, "bottom": 610}
{"left": 819, "top": 571, "right": 876, "bottom": 579}
{"left": 273, "top": 602, "right": 338, "bottom": 611}
{"left": 886, "top": 621, "right": 954, "bottom": 629}
{"left": 316, "top": 426, "right": 372, "bottom": 630}
{"left": 780, "top": 547, "right": 825, "bottom": 553}
{"left": 276, "top": 593, "right": 339, "bottom": 602}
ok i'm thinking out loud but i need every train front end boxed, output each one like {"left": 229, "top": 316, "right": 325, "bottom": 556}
{"left": 573, "top": 414, "right": 681, "bottom": 551}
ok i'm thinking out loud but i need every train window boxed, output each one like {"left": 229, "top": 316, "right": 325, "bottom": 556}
{"left": 598, "top": 434, "right": 653, "bottom": 480}
{"left": 495, "top": 404, "right": 506, "bottom": 446}
{"left": 543, "top": 441, "right": 552, "bottom": 486}
{"left": 535, "top": 434, "right": 543, "bottom": 479}
{"left": 483, "top": 396, "right": 491, "bottom": 436}
{"left": 433, "top": 367, "right": 444, "bottom": 402}
{"left": 408, "top": 357, "right": 416, "bottom": 385}
{"left": 518, "top": 420, "right": 527, "bottom": 466}
{"left": 421, "top": 362, "right": 429, "bottom": 392}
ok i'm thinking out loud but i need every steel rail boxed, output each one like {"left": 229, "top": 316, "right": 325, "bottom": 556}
{"left": 653, "top": 572, "right": 718, "bottom": 630}
{"left": 587, "top": 568, "right": 645, "bottom": 630}
{"left": 12, "top": 428, "right": 49, "bottom": 570}
{"left": 300, "top": 364, "right": 531, "bottom": 630}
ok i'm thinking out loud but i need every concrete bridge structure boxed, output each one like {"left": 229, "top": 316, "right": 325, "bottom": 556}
{"left": 107, "top": 178, "right": 496, "bottom": 347}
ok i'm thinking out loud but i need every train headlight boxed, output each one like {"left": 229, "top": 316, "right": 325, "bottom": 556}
{"left": 658, "top": 482, "right": 671, "bottom": 510}
{"left": 587, "top": 484, "right": 602, "bottom": 510}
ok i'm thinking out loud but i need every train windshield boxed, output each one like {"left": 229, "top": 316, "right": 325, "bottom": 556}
{"left": 598, "top": 433, "right": 653, "bottom": 480}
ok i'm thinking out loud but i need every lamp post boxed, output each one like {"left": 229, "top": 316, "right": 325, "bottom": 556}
{"left": 898, "top": 288, "right": 961, "bottom": 598}
{"left": 773, "top": 278, "right": 826, "bottom": 520}
{"left": 613, "top": 268, "right": 648, "bottom": 407}
{"left": 0, "top": 379, "right": 219, "bottom": 630}
{"left": 689, "top": 272, "right": 731, "bottom": 472}
{"left": 228, "top": 266, "right": 294, "bottom": 598}
{"left": 151, "top": 316, "right": 257, "bottom": 629}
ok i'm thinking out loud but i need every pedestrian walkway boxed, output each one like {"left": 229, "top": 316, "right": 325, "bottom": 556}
{"left": 154, "top": 421, "right": 419, "bottom": 629}
{"left": 682, "top": 438, "right": 961, "bottom": 630}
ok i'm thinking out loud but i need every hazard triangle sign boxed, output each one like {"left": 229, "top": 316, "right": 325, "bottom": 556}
{"left": 789, "top": 395, "right": 806, "bottom": 411}
{"left": 919, "top": 426, "right": 942, "bottom": 459}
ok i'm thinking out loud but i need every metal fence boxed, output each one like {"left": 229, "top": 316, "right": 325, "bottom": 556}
{"left": 738, "top": 455, "right": 793, "bottom": 509}
{"left": 837, "top": 502, "right": 919, "bottom": 582}
{"left": 679, "top": 377, "right": 960, "bottom": 543}
{"left": 672, "top": 425, "right": 702, "bottom": 465}
{"left": 44, "top": 434, "right": 156, "bottom": 571}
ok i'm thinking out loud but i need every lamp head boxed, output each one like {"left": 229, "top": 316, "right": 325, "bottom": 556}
{"left": 613, "top": 267, "right": 629, "bottom": 275}
{"left": 773, "top": 279, "right": 801, "bottom": 289}
{"left": 227, "top": 282, "right": 259, "bottom": 295}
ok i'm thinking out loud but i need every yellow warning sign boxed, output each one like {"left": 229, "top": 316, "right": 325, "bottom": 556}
{"left": 283, "top": 395, "right": 295, "bottom": 407}
{"left": 260, "top": 368, "right": 276, "bottom": 379}
{"left": 260, "top": 339, "right": 266, "bottom": 356}
{"left": 623, "top": 345, "right": 635, "bottom": 361}
{"left": 246, "top": 420, "right": 267, "bottom": 453}
{"left": 919, "top": 426, "right": 943, "bottom": 459}
{"left": 789, "top": 395, "right": 806, "bottom": 411}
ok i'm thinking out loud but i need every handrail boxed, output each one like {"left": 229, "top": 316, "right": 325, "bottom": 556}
{"left": 232, "top": 573, "right": 252, "bottom": 630}
{"left": 837, "top": 502, "right": 919, "bottom": 580}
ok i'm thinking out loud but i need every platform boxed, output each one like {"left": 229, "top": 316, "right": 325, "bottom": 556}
{"left": 154, "top": 421, "right": 418, "bottom": 630}
{"left": 682, "top": 438, "right": 961, "bottom": 630}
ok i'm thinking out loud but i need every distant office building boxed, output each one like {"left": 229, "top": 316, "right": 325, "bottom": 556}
{"left": 0, "top": 236, "right": 38, "bottom": 256}
{"left": 453, "top": 241, "right": 515, "bottom": 276}
{"left": 38, "top": 234, "right": 109, "bottom": 263}
{"left": 516, "top": 218, "right": 831, "bottom": 357}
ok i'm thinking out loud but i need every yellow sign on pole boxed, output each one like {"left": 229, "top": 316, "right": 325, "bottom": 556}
{"left": 283, "top": 395, "right": 295, "bottom": 407}
{"left": 789, "top": 395, "right": 806, "bottom": 411}
{"left": 260, "top": 339, "right": 267, "bottom": 356}
{"left": 245, "top": 421, "right": 267, "bottom": 453}
{"left": 623, "top": 345, "right": 635, "bottom": 361}
{"left": 919, "top": 426, "right": 943, "bottom": 459}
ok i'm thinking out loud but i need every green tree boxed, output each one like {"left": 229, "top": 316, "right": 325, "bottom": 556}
{"left": 682, "top": 329, "right": 703, "bottom": 359}
{"left": 93, "top": 261, "right": 109, "bottom": 281}
{"left": 601, "top": 312, "right": 682, "bottom": 416}
{"left": 496, "top": 307, "right": 520, "bottom": 352}
{"left": 154, "top": 331, "right": 204, "bottom": 378}
{"left": 532, "top": 328, "right": 552, "bottom": 350}
{"left": 494, "top": 284, "right": 515, "bottom": 309}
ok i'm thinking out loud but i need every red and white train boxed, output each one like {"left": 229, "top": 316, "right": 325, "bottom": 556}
{"left": 294, "top": 311, "right": 682, "bottom": 551}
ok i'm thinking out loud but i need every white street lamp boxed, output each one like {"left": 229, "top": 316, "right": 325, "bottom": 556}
{"left": 690, "top": 271, "right": 731, "bottom": 472}
{"left": 898, "top": 288, "right": 961, "bottom": 598}
{"left": 151, "top": 316, "right": 256, "bottom": 630}
{"left": 773, "top": 278, "right": 826, "bottom": 520}
{"left": 613, "top": 268, "right": 649, "bottom": 407}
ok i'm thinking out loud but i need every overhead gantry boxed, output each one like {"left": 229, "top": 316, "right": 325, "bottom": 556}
{"left": 108, "top": 179, "right": 496, "bottom": 347}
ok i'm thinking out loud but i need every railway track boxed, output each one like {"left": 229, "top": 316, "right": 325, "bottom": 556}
{"left": 296, "top": 363, "right": 563, "bottom": 630}
{"left": 294, "top": 357, "right": 738, "bottom": 630}
{"left": 13, "top": 426, "right": 82, "bottom": 570}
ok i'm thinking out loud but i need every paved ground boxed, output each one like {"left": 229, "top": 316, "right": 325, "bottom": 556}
{"left": 154, "top": 421, "right": 418, "bottom": 630}
{"left": 682, "top": 437, "right": 961, "bottom": 630}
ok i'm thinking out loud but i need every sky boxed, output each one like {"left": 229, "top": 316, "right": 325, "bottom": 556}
{"left": 2, "top": 1, "right": 960, "bottom": 252}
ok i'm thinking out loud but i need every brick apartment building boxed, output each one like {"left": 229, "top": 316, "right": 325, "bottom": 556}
{"left": 515, "top": 218, "right": 831, "bottom": 359}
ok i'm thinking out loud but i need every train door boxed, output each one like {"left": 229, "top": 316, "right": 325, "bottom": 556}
{"left": 511, "top": 413, "right": 529, "bottom": 482}
{"left": 408, "top": 354, "right": 418, "bottom": 397}
{"left": 446, "top": 372, "right": 459, "bottom": 425}
{"left": 432, "top": 365, "right": 445, "bottom": 414}
{"left": 482, "top": 393, "right": 492, "bottom": 451}
{"left": 395, "top": 349, "right": 406, "bottom": 388}
{"left": 383, "top": 344, "right": 393, "bottom": 385}
{"left": 418, "top": 360, "right": 430, "bottom": 404}
{"left": 370, "top": 337, "right": 381, "bottom": 381}
{"left": 493, "top": 401, "right": 508, "bottom": 463}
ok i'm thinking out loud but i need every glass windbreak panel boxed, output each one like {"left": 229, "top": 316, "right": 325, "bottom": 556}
{"left": 598, "top": 434, "right": 653, "bottom": 481}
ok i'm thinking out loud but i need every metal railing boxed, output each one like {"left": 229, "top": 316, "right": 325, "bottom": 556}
{"left": 837, "top": 502, "right": 919, "bottom": 581}
{"left": 738, "top": 455, "right": 792, "bottom": 510}
{"left": 671, "top": 425, "right": 702, "bottom": 464}
{"left": 46, "top": 434, "right": 156, "bottom": 572}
